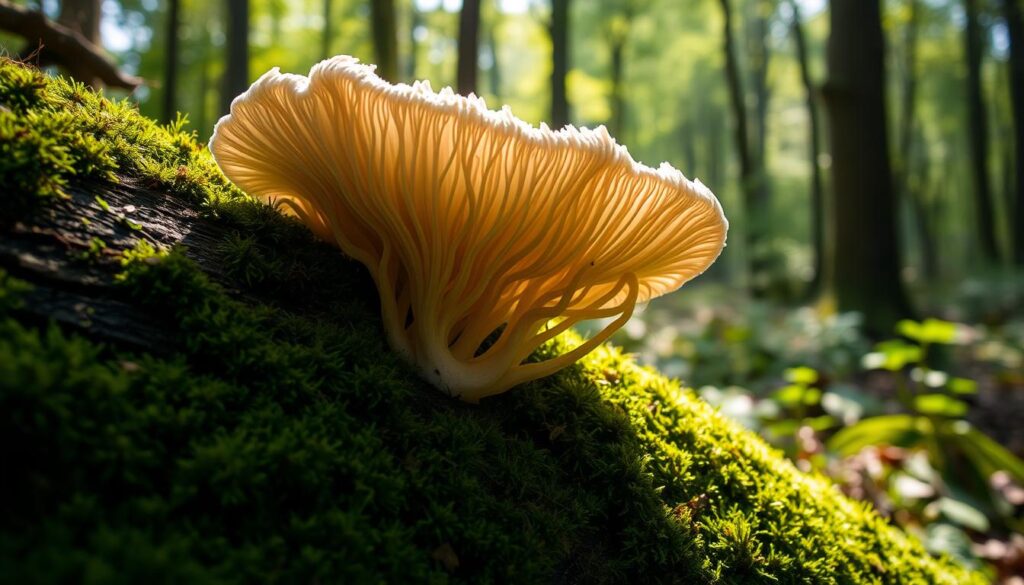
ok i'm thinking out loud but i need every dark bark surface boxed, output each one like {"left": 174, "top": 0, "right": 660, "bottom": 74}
{"left": 0, "top": 0, "right": 140, "bottom": 90}
{"left": 0, "top": 181, "right": 234, "bottom": 353}
{"left": 1005, "top": 0, "right": 1024, "bottom": 265}
{"left": 550, "top": 0, "right": 570, "bottom": 129}
{"left": 162, "top": 0, "right": 181, "bottom": 123}
{"left": 222, "top": 0, "right": 250, "bottom": 115}
{"left": 824, "top": 0, "right": 911, "bottom": 335}
{"left": 719, "top": 0, "right": 765, "bottom": 294}
{"left": 370, "top": 0, "right": 398, "bottom": 81}
{"left": 788, "top": 0, "right": 824, "bottom": 296}
{"left": 322, "top": 0, "right": 334, "bottom": 58}
{"left": 964, "top": 0, "right": 1000, "bottom": 262}
{"left": 457, "top": 0, "right": 481, "bottom": 95}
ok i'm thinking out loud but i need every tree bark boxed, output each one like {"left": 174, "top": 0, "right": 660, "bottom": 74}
{"left": 370, "top": 0, "right": 398, "bottom": 82}
{"left": 964, "top": 0, "right": 1000, "bottom": 262}
{"left": 609, "top": 35, "right": 626, "bottom": 139}
{"left": 824, "top": 0, "right": 911, "bottom": 336}
{"left": 719, "top": 0, "right": 764, "bottom": 294}
{"left": 322, "top": 0, "right": 333, "bottom": 58}
{"left": 58, "top": 0, "right": 100, "bottom": 43}
{"left": 457, "top": 0, "right": 481, "bottom": 95}
{"left": 407, "top": 3, "right": 423, "bottom": 80}
{"left": 894, "top": 0, "right": 938, "bottom": 281}
{"left": 221, "top": 0, "right": 249, "bottom": 116}
{"left": 787, "top": 0, "right": 824, "bottom": 296}
{"left": 486, "top": 23, "right": 501, "bottom": 99}
{"left": 0, "top": 0, "right": 139, "bottom": 90}
{"left": 162, "top": 0, "right": 181, "bottom": 124}
{"left": 1004, "top": 0, "right": 1024, "bottom": 265}
{"left": 550, "top": 0, "right": 570, "bottom": 129}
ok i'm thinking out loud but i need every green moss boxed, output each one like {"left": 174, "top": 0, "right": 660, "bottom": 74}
{"left": 0, "top": 60, "right": 986, "bottom": 584}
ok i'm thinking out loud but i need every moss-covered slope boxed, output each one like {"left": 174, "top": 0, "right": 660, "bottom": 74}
{"left": 0, "top": 60, "right": 982, "bottom": 584}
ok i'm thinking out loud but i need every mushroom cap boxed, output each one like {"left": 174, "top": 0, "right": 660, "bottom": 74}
{"left": 210, "top": 56, "right": 727, "bottom": 401}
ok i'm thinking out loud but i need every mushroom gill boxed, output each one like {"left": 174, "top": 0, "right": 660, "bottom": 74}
{"left": 209, "top": 56, "right": 728, "bottom": 403}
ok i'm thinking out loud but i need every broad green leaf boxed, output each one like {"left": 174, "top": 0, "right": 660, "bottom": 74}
{"left": 919, "top": 319, "right": 960, "bottom": 345}
{"left": 948, "top": 377, "right": 978, "bottom": 395}
{"left": 784, "top": 366, "right": 818, "bottom": 385}
{"left": 950, "top": 422, "right": 1024, "bottom": 485}
{"left": 914, "top": 394, "right": 968, "bottom": 417}
{"left": 923, "top": 523, "right": 979, "bottom": 569}
{"left": 827, "top": 415, "right": 925, "bottom": 456}
{"left": 773, "top": 384, "right": 821, "bottom": 407}
{"left": 866, "top": 340, "right": 922, "bottom": 370}
{"left": 936, "top": 497, "right": 990, "bottom": 532}
{"left": 804, "top": 415, "right": 836, "bottom": 432}
{"left": 900, "top": 318, "right": 959, "bottom": 345}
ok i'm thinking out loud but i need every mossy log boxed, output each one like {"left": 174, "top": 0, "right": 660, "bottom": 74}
{"left": 0, "top": 60, "right": 985, "bottom": 584}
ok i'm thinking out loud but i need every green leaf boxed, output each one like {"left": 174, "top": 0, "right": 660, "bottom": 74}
{"left": 900, "top": 318, "right": 959, "bottom": 345}
{"left": 936, "top": 497, "right": 990, "bottom": 532}
{"left": 784, "top": 366, "right": 818, "bottom": 385}
{"left": 914, "top": 394, "right": 968, "bottom": 418}
{"left": 919, "top": 319, "right": 960, "bottom": 345}
{"left": 804, "top": 415, "right": 836, "bottom": 432}
{"left": 773, "top": 384, "right": 821, "bottom": 407}
{"left": 923, "top": 523, "right": 979, "bottom": 569}
{"left": 950, "top": 422, "right": 1024, "bottom": 486}
{"left": 865, "top": 340, "right": 922, "bottom": 371}
{"left": 948, "top": 378, "right": 978, "bottom": 395}
{"left": 826, "top": 415, "right": 925, "bottom": 456}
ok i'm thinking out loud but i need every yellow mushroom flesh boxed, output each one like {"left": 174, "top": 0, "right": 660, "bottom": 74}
{"left": 210, "top": 56, "right": 728, "bottom": 402}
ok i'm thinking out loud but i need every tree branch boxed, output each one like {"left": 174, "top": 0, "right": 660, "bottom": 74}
{"left": 0, "top": 0, "right": 141, "bottom": 91}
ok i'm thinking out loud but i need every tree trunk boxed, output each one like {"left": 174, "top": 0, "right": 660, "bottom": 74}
{"left": 221, "top": 0, "right": 249, "bottom": 116}
{"left": 57, "top": 0, "right": 102, "bottom": 87}
{"left": 407, "top": 4, "right": 423, "bottom": 80}
{"left": 719, "top": 0, "right": 764, "bottom": 294}
{"left": 608, "top": 36, "right": 626, "bottom": 139}
{"left": 487, "top": 23, "right": 501, "bottom": 99}
{"left": 550, "top": 0, "right": 570, "bottom": 129}
{"left": 964, "top": 0, "right": 1000, "bottom": 262}
{"left": 457, "top": 0, "right": 481, "bottom": 95}
{"left": 787, "top": 0, "right": 824, "bottom": 296}
{"left": 370, "top": 0, "right": 398, "bottom": 81}
{"left": 824, "top": 0, "right": 911, "bottom": 336}
{"left": 58, "top": 0, "right": 100, "bottom": 42}
{"left": 1005, "top": 0, "right": 1024, "bottom": 265}
{"left": 894, "top": 0, "right": 938, "bottom": 281}
{"left": 162, "top": 0, "right": 181, "bottom": 124}
{"left": 322, "top": 0, "right": 333, "bottom": 58}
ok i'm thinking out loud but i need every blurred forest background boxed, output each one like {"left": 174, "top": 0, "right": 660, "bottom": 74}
{"left": 3, "top": 0, "right": 1024, "bottom": 579}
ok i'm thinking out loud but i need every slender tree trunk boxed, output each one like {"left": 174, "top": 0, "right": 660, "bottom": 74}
{"left": 550, "top": 0, "right": 570, "bottom": 129}
{"left": 58, "top": 0, "right": 100, "bottom": 41}
{"left": 322, "top": 0, "right": 333, "bottom": 58}
{"left": 964, "top": 0, "right": 1000, "bottom": 262}
{"left": 787, "top": 0, "right": 824, "bottom": 295}
{"left": 407, "top": 4, "right": 423, "bottom": 80}
{"left": 457, "top": 0, "right": 481, "bottom": 95}
{"left": 370, "top": 0, "right": 398, "bottom": 81}
{"left": 221, "top": 0, "right": 249, "bottom": 116}
{"left": 1005, "top": 0, "right": 1024, "bottom": 265}
{"left": 162, "top": 0, "right": 181, "bottom": 124}
{"left": 895, "top": 0, "right": 938, "bottom": 281}
{"left": 719, "top": 0, "right": 763, "bottom": 293}
{"left": 58, "top": 0, "right": 101, "bottom": 87}
{"left": 197, "top": 38, "right": 211, "bottom": 137}
{"left": 609, "top": 36, "right": 626, "bottom": 139}
{"left": 487, "top": 23, "right": 501, "bottom": 99}
{"left": 824, "top": 0, "right": 911, "bottom": 336}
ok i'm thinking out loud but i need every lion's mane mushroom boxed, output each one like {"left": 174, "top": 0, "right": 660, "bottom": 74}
{"left": 210, "top": 55, "right": 727, "bottom": 403}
